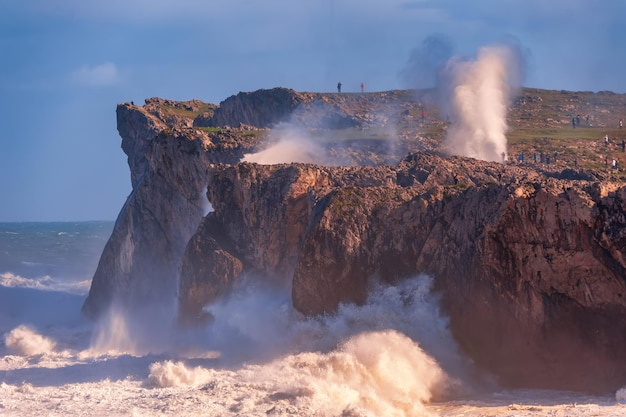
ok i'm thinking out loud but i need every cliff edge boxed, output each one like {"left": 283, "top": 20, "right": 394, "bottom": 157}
{"left": 84, "top": 87, "right": 626, "bottom": 393}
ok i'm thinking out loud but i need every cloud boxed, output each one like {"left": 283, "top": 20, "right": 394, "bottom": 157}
{"left": 400, "top": 34, "right": 454, "bottom": 89}
{"left": 69, "top": 62, "right": 121, "bottom": 87}
{"left": 14, "top": 0, "right": 317, "bottom": 23}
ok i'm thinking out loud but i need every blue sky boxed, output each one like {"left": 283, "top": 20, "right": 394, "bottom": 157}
{"left": 1, "top": 0, "right": 625, "bottom": 221}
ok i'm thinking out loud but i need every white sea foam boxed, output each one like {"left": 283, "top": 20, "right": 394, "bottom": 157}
{"left": 0, "top": 274, "right": 625, "bottom": 416}
{"left": 3, "top": 325, "right": 56, "bottom": 356}
{"left": 0, "top": 272, "right": 91, "bottom": 295}
{"left": 146, "top": 360, "right": 215, "bottom": 388}
{"left": 257, "top": 330, "right": 446, "bottom": 417}
{"left": 144, "top": 330, "right": 446, "bottom": 416}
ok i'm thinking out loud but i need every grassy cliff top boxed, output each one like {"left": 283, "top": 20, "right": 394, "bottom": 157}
{"left": 135, "top": 88, "right": 626, "bottom": 180}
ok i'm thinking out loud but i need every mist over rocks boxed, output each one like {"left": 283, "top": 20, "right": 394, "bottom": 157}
{"left": 183, "top": 152, "right": 626, "bottom": 392}
{"left": 85, "top": 87, "right": 626, "bottom": 393}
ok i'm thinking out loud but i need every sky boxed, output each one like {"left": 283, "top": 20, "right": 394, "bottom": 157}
{"left": 1, "top": 0, "right": 625, "bottom": 221}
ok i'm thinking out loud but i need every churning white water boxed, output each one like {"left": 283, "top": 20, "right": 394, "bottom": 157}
{"left": 1, "top": 272, "right": 626, "bottom": 416}
{"left": 1, "top": 222, "right": 626, "bottom": 416}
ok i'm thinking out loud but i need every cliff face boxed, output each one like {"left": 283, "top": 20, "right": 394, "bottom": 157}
{"left": 209, "top": 88, "right": 304, "bottom": 128}
{"left": 82, "top": 101, "right": 254, "bottom": 317}
{"left": 86, "top": 87, "right": 626, "bottom": 393}
{"left": 84, "top": 88, "right": 420, "bottom": 318}
{"left": 179, "top": 152, "right": 626, "bottom": 391}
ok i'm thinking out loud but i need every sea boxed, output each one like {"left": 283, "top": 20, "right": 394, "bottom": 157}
{"left": 1, "top": 221, "right": 625, "bottom": 416}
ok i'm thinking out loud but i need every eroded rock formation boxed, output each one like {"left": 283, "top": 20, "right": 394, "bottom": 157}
{"left": 85, "top": 87, "right": 626, "bottom": 393}
{"left": 82, "top": 101, "right": 255, "bottom": 317}
{"left": 179, "top": 152, "right": 626, "bottom": 391}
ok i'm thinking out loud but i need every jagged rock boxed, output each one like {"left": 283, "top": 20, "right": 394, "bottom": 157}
{"left": 209, "top": 88, "right": 305, "bottom": 128}
{"left": 86, "top": 87, "right": 626, "bottom": 393}
{"left": 82, "top": 105, "right": 257, "bottom": 318}
{"left": 116, "top": 102, "right": 166, "bottom": 188}
{"left": 179, "top": 153, "right": 626, "bottom": 392}
{"left": 82, "top": 127, "right": 214, "bottom": 317}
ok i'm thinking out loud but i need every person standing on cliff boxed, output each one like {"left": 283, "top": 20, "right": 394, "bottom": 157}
{"left": 337, "top": 82, "right": 342, "bottom": 93}
{"left": 361, "top": 82, "right": 364, "bottom": 93}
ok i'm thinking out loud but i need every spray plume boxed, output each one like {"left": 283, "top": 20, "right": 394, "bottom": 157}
{"left": 242, "top": 124, "right": 326, "bottom": 165}
{"left": 4, "top": 325, "right": 56, "bottom": 356}
{"left": 441, "top": 44, "right": 523, "bottom": 162}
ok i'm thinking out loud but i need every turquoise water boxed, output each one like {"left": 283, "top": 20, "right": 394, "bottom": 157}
{"left": 0, "top": 221, "right": 114, "bottom": 284}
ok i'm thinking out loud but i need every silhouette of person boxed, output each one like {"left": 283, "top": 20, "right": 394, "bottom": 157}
{"left": 337, "top": 82, "right": 342, "bottom": 93}
{"left": 361, "top": 82, "right": 364, "bottom": 93}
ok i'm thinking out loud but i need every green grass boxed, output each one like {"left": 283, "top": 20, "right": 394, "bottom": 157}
{"left": 507, "top": 127, "right": 622, "bottom": 143}
{"left": 160, "top": 102, "right": 214, "bottom": 119}
{"left": 301, "top": 127, "right": 398, "bottom": 142}
{"left": 194, "top": 126, "right": 224, "bottom": 133}
{"left": 194, "top": 126, "right": 266, "bottom": 138}
{"left": 506, "top": 126, "right": 626, "bottom": 173}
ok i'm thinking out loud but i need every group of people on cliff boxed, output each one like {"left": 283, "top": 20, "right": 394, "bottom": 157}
{"left": 511, "top": 151, "right": 560, "bottom": 166}
{"left": 571, "top": 115, "right": 624, "bottom": 130}
{"left": 571, "top": 114, "right": 589, "bottom": 128}
{"left": 336, "top": 82, "right": 365, "bottom": 93}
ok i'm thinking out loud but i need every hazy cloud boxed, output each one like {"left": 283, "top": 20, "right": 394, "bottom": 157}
{"left": 400, "top": 34, "right": 454, "bottom": 89}
{"left": 70, "top": 62, "right": 121, "bottom": 87}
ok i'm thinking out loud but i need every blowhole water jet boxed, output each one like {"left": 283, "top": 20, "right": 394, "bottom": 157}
{"left": 441, "top": 44, "right": 523, "bottom": 162}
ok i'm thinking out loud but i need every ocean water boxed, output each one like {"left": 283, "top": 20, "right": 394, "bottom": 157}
{"left": 1, "top": 221, "right": 625, "bottom": 416}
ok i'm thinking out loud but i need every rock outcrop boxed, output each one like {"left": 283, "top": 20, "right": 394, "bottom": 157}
{"left": 85, "top": 87, "right": 626, "bottom": 393}
{"left": 83, "top": 88, "right": 424, "bottom": 317}
{"left": 179, "top": 152, "right": 626, "bottom": 391}
{"left": 82, "top": 102, "right": 255, "bottom": 317}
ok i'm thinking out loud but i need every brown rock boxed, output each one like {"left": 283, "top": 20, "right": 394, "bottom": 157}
{"left": 86, "top": 87, "right": 626, "bottom": 393}
{"left": 179, "top": 152, "right": 626, "bottom": 392}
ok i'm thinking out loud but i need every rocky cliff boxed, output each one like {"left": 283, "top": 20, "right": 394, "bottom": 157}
{"left": 181, "top": 153, "right": 626, "bottom": 392}
{"left": 84, "top": 87, "right": 626, "bottom": 393}
{"left": 82, "top": 99, "right": 255, "bottom": 317}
